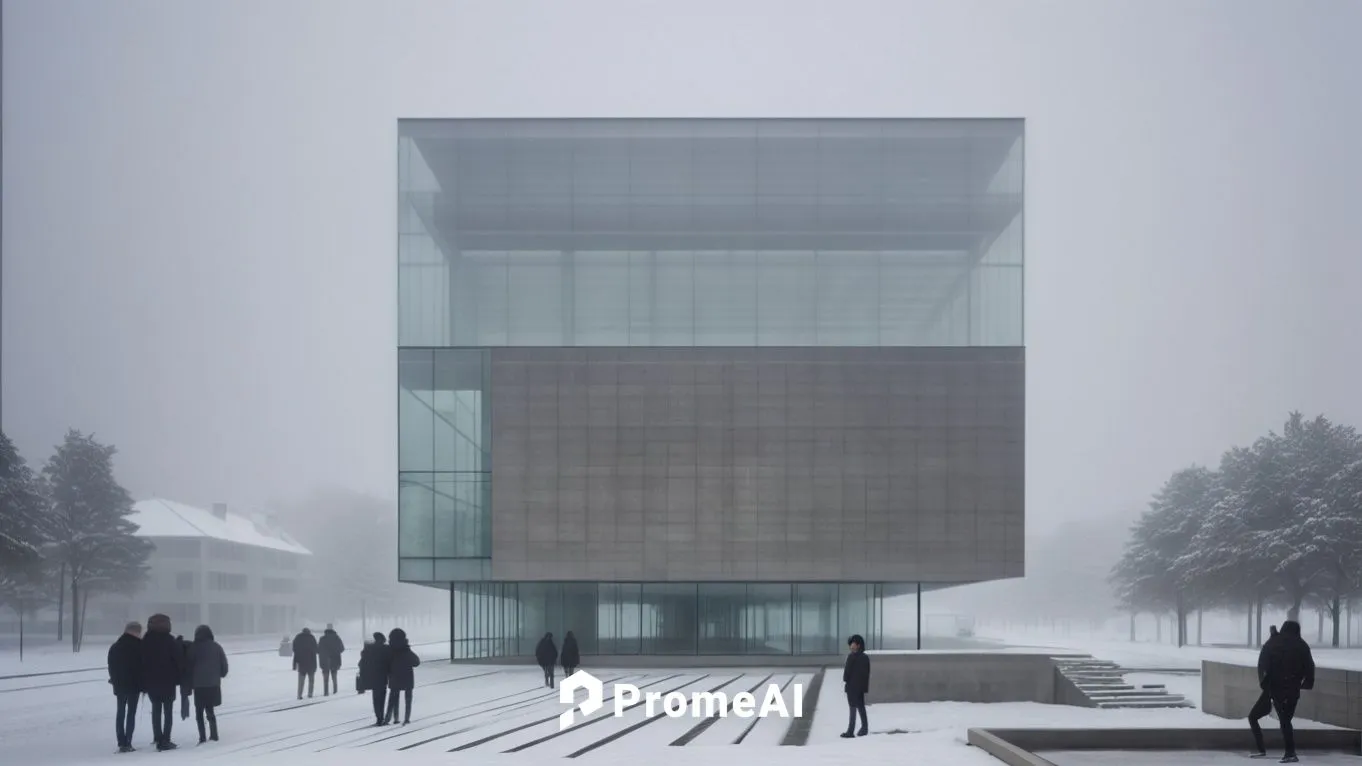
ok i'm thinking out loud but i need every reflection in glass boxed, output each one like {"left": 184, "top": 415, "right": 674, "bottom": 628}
{"left": 795, "top": 584, "right": 839, "bottom": 655}
{"left": 446, "top": 581, "right": 891, "bottom": 659}
{"left": 398, "top": 119, "right": 1024, "bottom": 349}
{"left": 642, "top": 583, "right": 698, "bottom": 655}
{"left": 599, "top": 583, "right": 642, "bottom": 655}
{"left": 399, "top": 348, "right": 491, "bottom": 561}
{"left": 562, "top": 583, "right": 599, "bottom": 656}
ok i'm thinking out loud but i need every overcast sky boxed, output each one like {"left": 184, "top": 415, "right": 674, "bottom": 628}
{"left": 3, "top": 0, "right": 1360, "bottom": 536}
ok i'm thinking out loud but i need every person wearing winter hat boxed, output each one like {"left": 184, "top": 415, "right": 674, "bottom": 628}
{"left": 140, "top": 614, "right": 185, "bottom": 751}
{"left": 840, "top": 634, "right": 870, "bottom": 739}
{"left": 383, "top": 628, "right": 421, "bottom": 725}
{"left": 188, "top": 624, "right": 228, "bottom": 744}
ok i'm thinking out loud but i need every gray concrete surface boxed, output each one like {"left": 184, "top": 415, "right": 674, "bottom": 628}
{"left": 488, "top": 346, "right": 1024, "bottom": 583}
{"left": 985, "top": 727, "right": 1360, "bottom": 752}
{"left": 1041, "top": 751, "right": 1362, "bottom": 765}
{"left": 870, "top": 652, "right": 1059, "bottom": 703}
{"left": 1202, "top": 659, "right": 1362, "bottom": 730}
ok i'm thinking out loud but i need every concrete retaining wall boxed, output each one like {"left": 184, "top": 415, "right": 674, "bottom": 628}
{"left": 1052, "top": 667, "right": 1097, "bottom": 708}
{"left": 869, "top": 652, "right": 1061, "bottom": 704}
{"left": 973, "top": 727, "right": 1361, "bottom": 755}
{"left": 1202, "top": 659, "right": 1362, "bottom": 730}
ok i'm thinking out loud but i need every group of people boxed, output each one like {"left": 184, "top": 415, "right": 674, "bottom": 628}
{"left": 107, "top": 615, "right": 229, "bottom": 753}
{"left": 355, "top": 628, "right": 423, "bottom": 726}
{"left": 532, "top": 630, "right": 581, "bottom": 687}
{"left": 1247, "top": 619, "right": 1316, "bottom": 763}
{"left": 288, "top": 625, "right": 347, "bottom": 698}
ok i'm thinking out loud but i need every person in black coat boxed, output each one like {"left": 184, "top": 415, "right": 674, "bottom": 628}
{"left": 318, "top": 624, "right": 345, "bottom": 696}
{"left": 1248, "top": 625, "right": 1281, "bottom": 757}
{"left": 1261, "top": 620, "right": 1315, "bottom": 762}
{"left": 175, "top": 634, "right": 194, "bottom": 721}
{"left": 358, "top": 632, "right": 392, "bottom": 726}
{"left": 188, "top": 624, "right": 228, "bottom": 744}
{"left": 383, "top": 628, "right": 421, "bottom": 725}
{"left": 141, "top": 613, "right": 185, "bottom": 751}
{"left": 535, "top": 632, "right": 558, "bottom": 688}
{"left": 560, "top": 631, "right": 580, "bottom": 677}
{"left": 107, "top": 621, "right": 143, "bottom": 753}
{"left": 840, "top": 633, "right": 871, "bottom": 739}
{"left": 292, "top": 627, "right": 318, "bottom": 699}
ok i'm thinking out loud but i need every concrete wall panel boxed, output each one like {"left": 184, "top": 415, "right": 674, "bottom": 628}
{"left": 490, "top": 346, "right": 1024, "bottom": 582}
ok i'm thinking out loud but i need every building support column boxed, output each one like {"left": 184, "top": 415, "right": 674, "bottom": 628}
{"left": 916, "top": 582, "right": 922, "bottom": 650}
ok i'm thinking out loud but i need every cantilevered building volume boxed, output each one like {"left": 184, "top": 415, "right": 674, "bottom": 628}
{"left": 396, "top": 119, "right": 1024, "bottom": 659}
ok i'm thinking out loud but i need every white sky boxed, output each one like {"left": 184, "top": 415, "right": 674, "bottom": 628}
{"left": 3, "top": 0, "right": 1360, "bottom": 545}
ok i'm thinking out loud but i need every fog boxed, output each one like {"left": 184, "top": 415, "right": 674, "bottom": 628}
{"left": 3, "top": 0, "right": 1361, "bottom": 629}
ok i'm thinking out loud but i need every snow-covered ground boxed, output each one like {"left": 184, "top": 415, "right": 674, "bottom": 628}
{"left": 4, "top": 629, "right": 1353, "bottom": 765}
{"left": 976, "top": 627, "right": 1362, "bottom": 671}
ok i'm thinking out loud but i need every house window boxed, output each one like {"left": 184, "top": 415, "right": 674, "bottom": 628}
{"left": 208, "top": 572, "right": 248, "bottom": 592}
{"left": 262, "top": 577, "right": 298, "bottom": 595}
{"left": 175, "top": 572, "right": 195, "bottom": 591}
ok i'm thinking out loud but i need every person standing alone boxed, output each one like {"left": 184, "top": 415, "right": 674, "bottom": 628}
{"left": 318, "top": 624, "right": 345, "bottom": 696}
{"left": 292, "top": 627, "right": 318, "bottom": 699}
{"left": 141, "top": 614, "right": 185, "bottom": 751}
{"left": 358, "top": 633, "right": 392, "bottom": 726}
{"left": 841, "top": 634, "right": 870, "bottom": 739}
{"left": 107, "top": 621, "right": 143, "bottom": 753}
{"left": 188, "top": 624, "right": 228, "bottom": 744}
{"left": 1260, "top": 620, "right": 1315, "bottom": 763}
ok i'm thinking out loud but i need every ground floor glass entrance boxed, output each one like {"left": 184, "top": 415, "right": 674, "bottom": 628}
{"left": 449, "top": 581, "right": 889, "bottom": 660}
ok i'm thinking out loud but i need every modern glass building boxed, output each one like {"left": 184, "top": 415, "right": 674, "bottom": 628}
{"left": 397, "top": 119, "right": 1024, "bottom": 659}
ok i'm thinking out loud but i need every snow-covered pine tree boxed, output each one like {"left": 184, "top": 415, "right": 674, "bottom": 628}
{"left": 1292, "top": 418, "right": 1362, "bottom": 647}
{"left": 42, "top": 430, "right": 153, "bottom": 651}
{"left": 0, "top": 430, "right": 48, "bottom": 570}
{"left": 1109, "top": 465, "right": 1217, "bottom": 647}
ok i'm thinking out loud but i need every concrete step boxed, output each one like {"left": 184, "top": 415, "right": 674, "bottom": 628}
{"left": 1095, "top": 695, "right": 1193, "bottom": 703}
{"left": 1096, "top": 699, "right": 1196, "bottom": 709}
{"left": 1053, "top": 653, "right": 1195, "bottom": 711}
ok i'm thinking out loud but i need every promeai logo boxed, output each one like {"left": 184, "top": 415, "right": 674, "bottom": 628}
{"left": 557, "top": 670, "right": 803, "bottom": 731}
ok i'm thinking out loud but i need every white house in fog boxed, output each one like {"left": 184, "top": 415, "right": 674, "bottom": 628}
{"left": 91, "top": 499, "right": 312, "bottom": 636}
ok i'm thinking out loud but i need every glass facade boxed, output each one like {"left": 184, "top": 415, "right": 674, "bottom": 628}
{"left": 399, "top": 119, "right": 1023, "bottom": 349}
{"left": 450, "top": 581, "right": 885, "bottom": 659}
{"left": 397, "top": 121, "right": 1025, "bottom": 653}
{"left": 398, "top": 348, "right": 492, "bottom": 574}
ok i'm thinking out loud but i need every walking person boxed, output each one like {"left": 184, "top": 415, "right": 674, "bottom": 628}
{"left": 1261, "top": 620, "right": 1315, "bottom": 763}
{"left": 1248, "top": 625, "right": 1281, "bottom": 758}
{"left": 384, "top": 628, "right": 421, "bottom": 725}
{"left": 292, "top": 627, "right": 319, "bottom": 699}
{"left": 840, "top": 633, "right": 871, "bottom": 739}
{"left": 535, "top": 632, "right": 558, "bottom": 688}
{"left": 107, "top": 621, "right": 143, "bottom": 753}
{"left": 358, "top": 632, "right": 392, "bottom": 726}
{"left": 318, "top": 624, "right": 345, "bottom": 696}
{"left": 140, "top": 614, "right": 186, "bottom": 751}
{"left": 188, "top": 625, "right": 228, "bottom": 744}
{"left": 560, "top": 630, "right": 580, "bottom": 678}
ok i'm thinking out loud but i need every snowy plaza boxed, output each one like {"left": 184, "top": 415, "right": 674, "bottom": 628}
{"left": 5, "top": 629, "right": 1362, "bottom": 765}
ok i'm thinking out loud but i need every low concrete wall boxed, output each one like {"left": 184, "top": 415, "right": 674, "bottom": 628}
{"left": 869, "top": 652, "right": 1060, "bottom": 704}
{"left": 977, "top": 727, "right": 1361, "bottom": 753}
{"left": 1202, "top": 659, "right": 1362, "bottom": 730}
{"left": 452, "top": 654, "right": 840, "bottom": 667}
